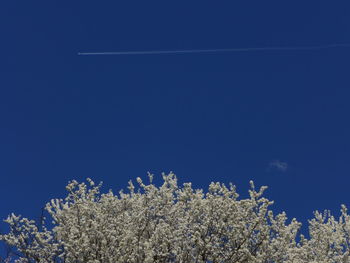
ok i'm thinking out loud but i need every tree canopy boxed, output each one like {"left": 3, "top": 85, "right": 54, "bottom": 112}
{"left": 1, "top": 173, "right": 349, "bottom": 263}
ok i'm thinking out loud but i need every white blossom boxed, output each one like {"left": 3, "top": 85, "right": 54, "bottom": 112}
{"left": 0, "top": 172, "right": 349, "bottom": 263}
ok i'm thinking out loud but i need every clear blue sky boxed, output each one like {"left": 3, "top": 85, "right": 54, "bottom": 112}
{"left": 1, "top": 1, "right": 350, "bottom": 238}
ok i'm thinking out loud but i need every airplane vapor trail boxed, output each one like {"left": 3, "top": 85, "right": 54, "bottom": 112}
{"left": 78, "top": 43, "right": 350, "bottom": 56}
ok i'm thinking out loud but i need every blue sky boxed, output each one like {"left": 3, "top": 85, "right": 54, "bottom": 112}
{"left": 1, "top": 1, "right": 350, "bottom": 239}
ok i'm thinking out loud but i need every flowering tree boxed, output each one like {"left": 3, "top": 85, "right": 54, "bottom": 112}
{"left": 0, "top": 173, "right": 349, "bottom": 263}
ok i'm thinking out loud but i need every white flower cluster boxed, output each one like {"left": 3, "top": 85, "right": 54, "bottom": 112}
{"left": 1, "top": 173, "right": 349, "bottom": 263}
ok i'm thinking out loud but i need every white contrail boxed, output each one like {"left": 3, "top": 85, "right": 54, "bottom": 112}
{"left": 78, "top": 43, "right": 350, "bottom": 56}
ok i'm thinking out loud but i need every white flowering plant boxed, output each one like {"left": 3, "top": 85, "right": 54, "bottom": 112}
{"left": 0, "top": 172, "right": 349, "bottom": 263}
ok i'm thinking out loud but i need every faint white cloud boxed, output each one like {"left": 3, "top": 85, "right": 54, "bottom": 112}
{"left": 269, "top": 160, "right": 288, "bottom": 172}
